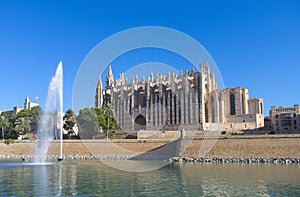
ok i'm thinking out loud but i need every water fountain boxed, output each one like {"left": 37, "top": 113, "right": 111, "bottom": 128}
{"left": 34, "top": 61, "right": 63, "bottom": 163}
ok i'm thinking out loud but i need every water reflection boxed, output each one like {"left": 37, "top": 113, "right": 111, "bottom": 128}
{"left": 33, "top": 165, "right": 49, "bottom": 196}
{"left": 57, "top": 164, "right": 62, "bottom": 197}
{"left": 0, "top": 161, "right": 300, "bottom": 196}
{"left": 177, "top": 163, "right": 300, "bottom": 196}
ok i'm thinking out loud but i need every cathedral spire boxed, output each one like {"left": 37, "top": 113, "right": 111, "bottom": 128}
{"left": 120, "top": 72, "right": 125, "bottom": 81}
{"left": 97, "top": 75, "right": 102, "bottom": 89}
{"left": 150, "top": 72, "right": 154, "bottom": 82}
{"left": 135, "top": 75, "right": 139, "bottom": 83}
{"left": 205, "top": 61, "right": 210, "bottom": 74}
{"left": 95, "top": 75, "right": 103, "bottom": 108}
{"left": 200, "top": 60, "right": 204, "bottom": 73}
{"left": 106, "top": 65, "right": 114, "bottom": 88}
{"left": 108, "top": 65, "right": 113, "bottom": 77}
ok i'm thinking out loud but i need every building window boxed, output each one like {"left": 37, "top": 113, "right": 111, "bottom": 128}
{"left": 260, "top": 102, "right": 263, "bottom": 114}
{"left": 280, "top": 113, "right": 292, "bottom": 118}
{"left": 276, "top": 114, "right": 279, "bottom": 118}
{"left": 245, "top": 123, "right": 247, "bottom": 128}
{"left": 294, "top": 126, "right": 297, "bottom": 129}
{"left": 230, "top": 94, "right": 235, "bottom": 115}
{"left": 294, "top": 120, "right": 297, "bottom": 125}
{"left": 294, "top": 114, "right": 296, "bottom": 117}
{"left": 276, "top": 121, "right": 279, "bottom": 126}
{"left": 281, "top": 120, "right": 292, "bottom": 126}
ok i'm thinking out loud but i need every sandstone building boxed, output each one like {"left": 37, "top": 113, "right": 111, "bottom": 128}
{"left": 269, "top": 104, "right": 300, "bottom": 132}
{"left": 24, "top": 97, "right": 39, "bottom": 110}
{"left": 95, "top": 63, "right": 264, "bottom": 131}
{"left": 0, "top": 106, "right": 23, "bottom": 117}
{"left": 0, "top": 97, "right": 39, "bottom": 117}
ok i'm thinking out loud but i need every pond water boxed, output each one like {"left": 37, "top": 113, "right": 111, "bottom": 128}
{"left": 0, "top": 160, "right": 299, "bottom": 196}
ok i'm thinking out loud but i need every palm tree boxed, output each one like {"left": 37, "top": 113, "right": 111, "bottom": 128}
{"left": 15, "top": 117, "right": 32, "bottom": 139}
{"left": 0, "top": 115, "right": 9, "bottom": 142}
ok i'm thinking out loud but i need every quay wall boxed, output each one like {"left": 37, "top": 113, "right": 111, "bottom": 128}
{"left": 0, "top": 135, "right": 300, "bottom": 158}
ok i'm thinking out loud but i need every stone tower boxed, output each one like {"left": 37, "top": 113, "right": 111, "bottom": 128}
{"left": 95, "top": 76, "right": 103, "bottom": 108}
{"left": 104, "top": 65, "right": 114, "bottom": 105}
{"left": 106, "top": 65, "right": 114, "bottom": 89}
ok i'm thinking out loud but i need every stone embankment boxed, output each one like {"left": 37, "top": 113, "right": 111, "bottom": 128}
{"left": 3, "top": 154, "right": 300, "bottom": 165}
{"left": 1, "top": 135, "right": 300, "bottom": 161}
{"left": 0, "top": 154, "right": 129, "bottom": 161}
{"left": 170, "top": 157, "right": 300, "bottom": 164}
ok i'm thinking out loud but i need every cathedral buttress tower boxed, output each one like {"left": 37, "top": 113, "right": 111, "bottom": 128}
{"left": 106, "top": 65, "right": 114, "bottom": 89}
{"left": 105, "top": 65, "right": 114, "bottom": 104}
{"left": 95, "top": 76, "right": 103, "bottom": 108}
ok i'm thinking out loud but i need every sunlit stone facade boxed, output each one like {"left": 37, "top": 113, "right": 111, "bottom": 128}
{"left": 269, "top": 104, "right": 300, "bottom": 132}
{"left": 95, "top": 63, "right": 264, "bottom": 131}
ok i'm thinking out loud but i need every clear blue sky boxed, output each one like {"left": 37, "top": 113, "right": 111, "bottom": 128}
{"left": 0, "top": 0, "right": 299, "bottom": 116}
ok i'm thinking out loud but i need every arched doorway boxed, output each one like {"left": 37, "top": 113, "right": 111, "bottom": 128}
{"left": 134, "top": 115, "right": 146, "bottom": 131}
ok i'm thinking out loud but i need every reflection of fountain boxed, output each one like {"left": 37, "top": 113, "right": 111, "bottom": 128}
{"left": 34, "top": 61, "right": 63, "bottom": 163}
{"left": 57, "top": 164, "right": 62, "bottom": 196}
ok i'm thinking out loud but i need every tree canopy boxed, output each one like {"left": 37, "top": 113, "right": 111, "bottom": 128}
{"left": 77, "top": 106, "right": 117, "bottom": 139}
{"left": 63, "top": 109, "right": 76, "bottom": 138}
{"left": 1, "top": 105, "right": 117, "bottom": 140}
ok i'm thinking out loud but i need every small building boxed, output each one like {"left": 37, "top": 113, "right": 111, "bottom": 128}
{"left": 269, "top": 104, "right": 300, "bottom": 133}
{"left": 1, "top": 97, "right": 39, "bottom": 117}
{"left": 1, "top": 106, "right": 23, "bottom": 117}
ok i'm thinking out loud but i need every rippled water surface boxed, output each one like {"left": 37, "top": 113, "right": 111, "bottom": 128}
{"left": 0, "top": 160, "right": 299, "bottom": 196}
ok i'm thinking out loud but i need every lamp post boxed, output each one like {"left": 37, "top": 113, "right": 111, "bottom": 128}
{"left": 107, "top": 114, "right": 109, "bottom": 140}
{"left": 104, "top": 105, "right": 112, "bottom": 140}
{"left": 1, "top": 125, "right": 4, "bottom": 142}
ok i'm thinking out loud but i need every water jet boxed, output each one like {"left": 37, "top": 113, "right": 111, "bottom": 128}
{"left": 34, "top": 61, "right": 63, "bottom": 164}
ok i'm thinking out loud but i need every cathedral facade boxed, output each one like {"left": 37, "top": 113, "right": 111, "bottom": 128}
{"left": 95, "top": 63, "right": 264, "bottom": 131}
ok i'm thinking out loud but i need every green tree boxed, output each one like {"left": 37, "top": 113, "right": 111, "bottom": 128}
{"left": 102, "top": 105, "right": 116, "bottom": 130}
{"left": 14, "top": 117, "right": 32, "bottom": 139}
{"left": 6, "top": 115, "right": 18, "bottom": 139}
{"left": 94, "top": 108, "right": 106, "bottom": 129}
{"left": 14, "top": 109, "right": 31, "bottom": 119}
{"left": 63, "top": 109, "right": 76, "bottom": 138}
{"left": 0, "top": 114, "right": 9, "bottom": 142}
{"left": 77, "top": 108, "right": 99, "bottom": 139}
{"left": 29, "top": 106, "right": 41, "bottom": 134}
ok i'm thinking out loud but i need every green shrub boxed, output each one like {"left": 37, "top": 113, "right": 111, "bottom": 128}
{"left": 5, "top": 138, "right": 15, "bottom": 145}
{"left": 108, "top": 130, "right": 116, "bottom": 136}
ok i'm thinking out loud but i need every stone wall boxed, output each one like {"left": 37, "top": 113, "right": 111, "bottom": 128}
{"left": 137, "top": 130, "right": 180, "bottom": 139}
{"left": 181, "top": 135, "right": 300, "bottom": 158}
{"left": 1, "top": 135, "right": 299, "bottom": 159}
{"left": 0, "top": 140, "right": 169, "bottom": 157}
